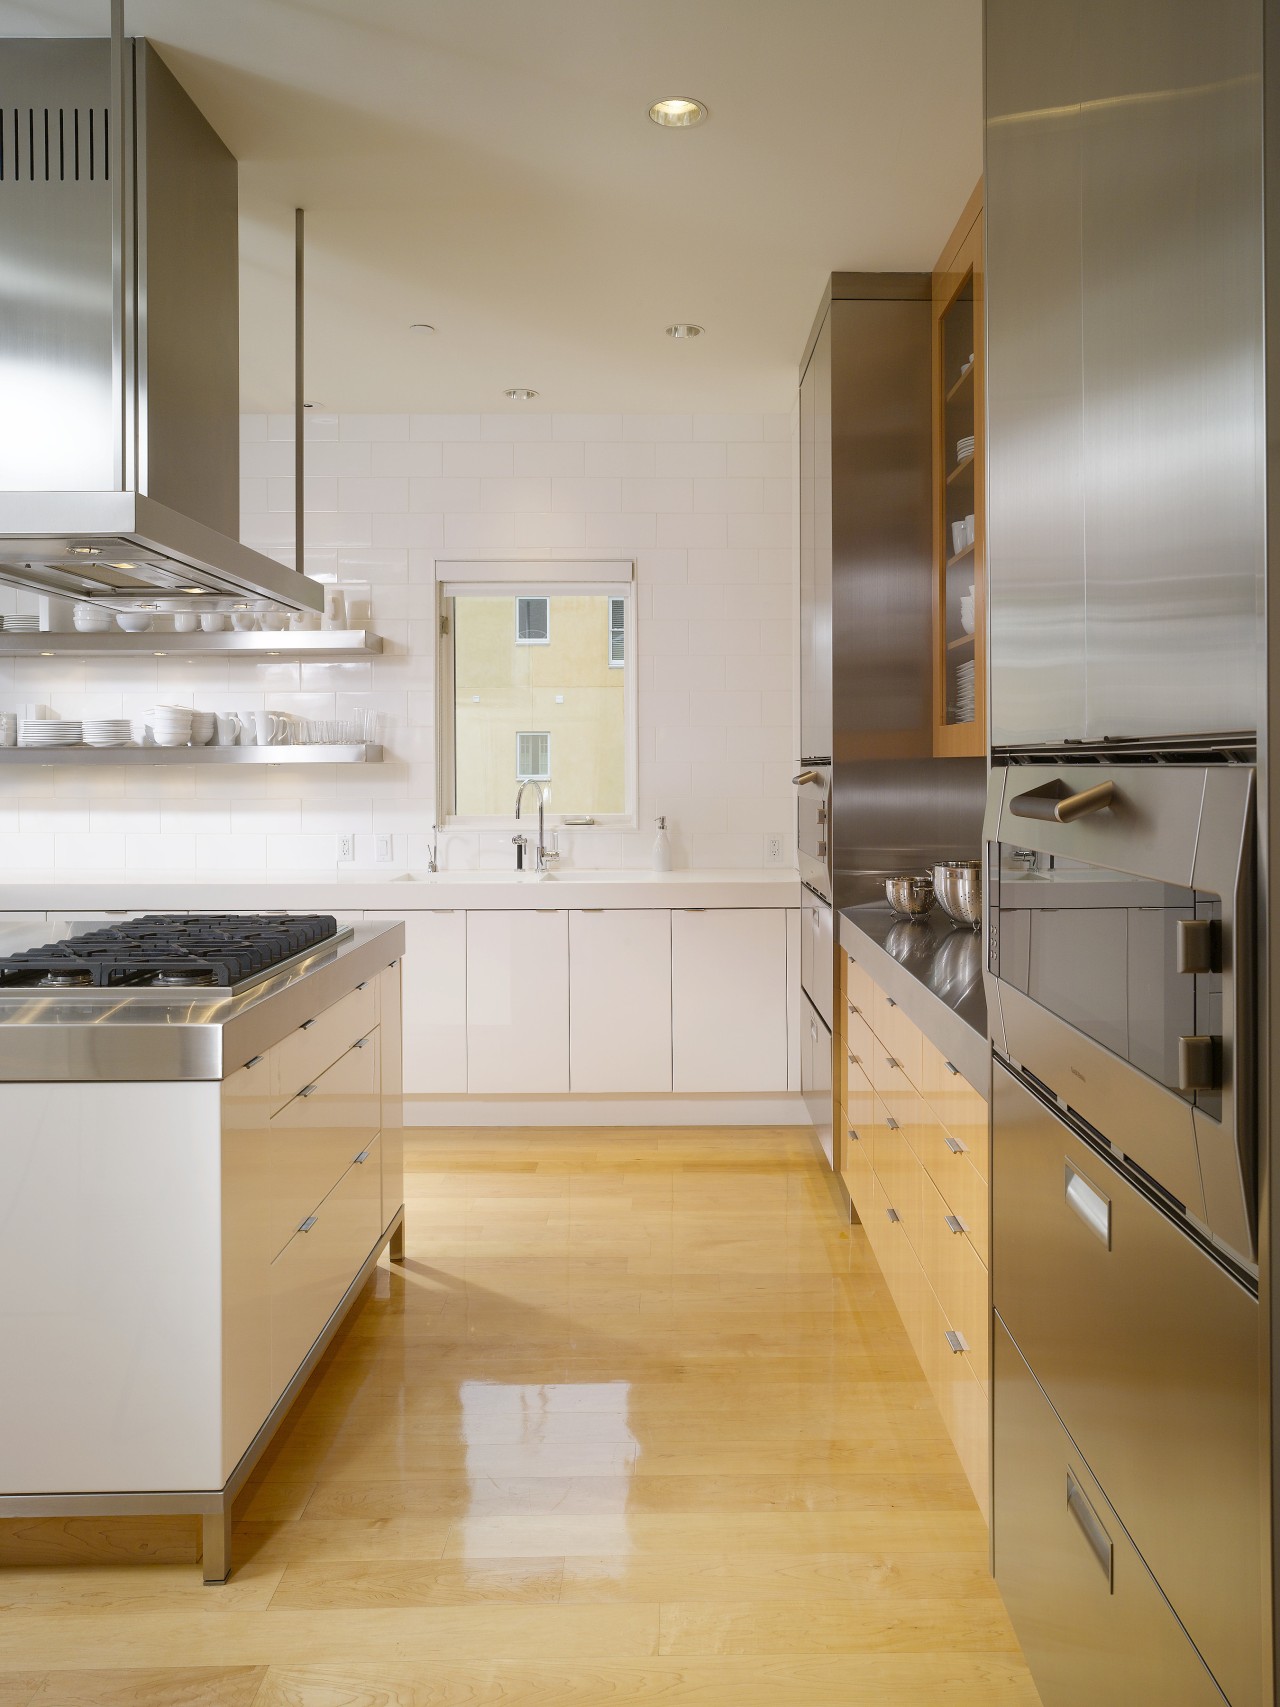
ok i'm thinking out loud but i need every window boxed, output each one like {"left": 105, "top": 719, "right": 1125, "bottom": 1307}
{"left": 515, "top": 596, "right": 549, "bottom": 644}
{"left": 516, "top": 731, "right": 551, "bottom": 781}
{"left": 437, "top": 564, "right": 636, "bottom": 825}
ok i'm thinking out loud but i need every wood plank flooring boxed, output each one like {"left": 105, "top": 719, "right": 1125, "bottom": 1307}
{"left": 0, "top": 1127, "right": 1041, "bottom": 1705}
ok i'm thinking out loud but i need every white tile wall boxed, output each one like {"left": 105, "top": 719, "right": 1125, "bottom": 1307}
{"left": 0, "top": 412, "right": 798, "bottom": 879}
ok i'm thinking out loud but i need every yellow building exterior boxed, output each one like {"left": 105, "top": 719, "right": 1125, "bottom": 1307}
{"left": 453, "top": 594, "right": 626, "bottom": 817}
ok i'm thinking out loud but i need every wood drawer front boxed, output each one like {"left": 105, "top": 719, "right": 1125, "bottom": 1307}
{"left": 871, "top": 1049, "right": 921, "bottom": 1133}
{"left": 845, "top": 1007, "right": 876, "bottom": 1081}
{"left": 924, "top": 1279, "right": 990, "bottom": 1522}
{"left": 269, "top": 1134, "right": 382, "bottom": 1401}
{"left": 270, "top": 980, "right": 379, "bottom": 1111}
{"left": 845, "top": 956, "right": 875, "bottom": 1028}
{"left": 840, "top": 1115, "right": 876, "bottom": 1226}
{"left": 268, "top": 1031, "right": 380, "bottom": 1258}
{"left": 875, "top": 1109, "right": 923, "bottom": 1261}
{"left": 871, "top": 988, "right": 923, "bottom": 1086}
{"left": 921, "top": 1037, "right": 989, "bottom": 1178}
{"left": 920, "top": 1168, "right": 989, "bottom": 1389}
{"left": 916, "top": 1115, "right": 990, "bottom": 1260}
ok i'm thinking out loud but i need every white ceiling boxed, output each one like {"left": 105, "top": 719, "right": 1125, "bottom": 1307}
{"left": 1, "top": 0, "right": 982, "bottom": 413}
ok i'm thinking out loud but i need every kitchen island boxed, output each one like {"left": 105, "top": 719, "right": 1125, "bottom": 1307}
{"left": 835, "top": 901, "right": 990, "bottom": 1515}
{"left": 0, "top": 915, "right": 405, "bottom": 1582}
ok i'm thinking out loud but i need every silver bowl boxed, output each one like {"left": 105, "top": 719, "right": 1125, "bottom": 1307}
{"left": 885, "top": 874, "right": 936, "bottom": 919}
{"left": 933, "top": 860, "right": 982, "bottom": 929}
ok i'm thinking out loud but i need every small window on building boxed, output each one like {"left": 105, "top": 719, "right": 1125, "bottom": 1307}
{"left": 516, "top": 596, "right": 550, "bottom": 644}
{"left": 516, "top": 731, "right": 551, "bottom": 782}
{"left": 609, "top": 596, "right": 625, "bottom": 667}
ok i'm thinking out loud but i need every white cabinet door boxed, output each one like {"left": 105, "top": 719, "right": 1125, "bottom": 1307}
{"left": 569, "top": 909, "right": 672, "bottom": 1093}
{"left": 467, "top": 910, "right": 569, "bottom": 1093}
{"left": 671, "top": 908, "right": 788, "bottom": 1092}
{"left": 366, "top": 910, "right": 467, "bottom": 1095}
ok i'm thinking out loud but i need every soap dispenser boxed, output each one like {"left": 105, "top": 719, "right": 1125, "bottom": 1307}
{"left": 652, "top": 815, "right": 672, "bottom": 872}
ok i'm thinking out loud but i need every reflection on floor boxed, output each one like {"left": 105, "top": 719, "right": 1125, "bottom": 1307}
{"left": 0, "top": 1127, "right": 1041, "bottom": 1706}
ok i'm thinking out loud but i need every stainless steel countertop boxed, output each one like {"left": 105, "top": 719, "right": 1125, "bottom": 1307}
{"left": 0, "top": 918, "right": 406, "bottom": 1082}
{"left": 838, "top": 903, "right": 989, "bottom": 1095}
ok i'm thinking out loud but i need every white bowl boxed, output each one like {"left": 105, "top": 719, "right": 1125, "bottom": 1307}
{"left": 231, "top": 612, "right": 257, "bottom": 632}
{"left": 173, "top": 613, "right": 200, "bottom": 633}
{"left": 259, "top": 611, "right": 288, "bottom": 631}
{"left": 116, "top": 613, "right": 153, "bottom": 633}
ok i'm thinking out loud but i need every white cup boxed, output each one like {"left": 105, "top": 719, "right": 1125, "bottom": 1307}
{"left": 951, "top": 519, "right": 965, "bottom": 556}
{"left": 173, "top": 612, "right": 200, "bottom": 633}
{"left": 254, "top": 710, "right": 283, "bottom": 746}
{"left": 231, "top": 611, "right": 257, "bottom": 632}
{"left": 322, "top": 587, "right": 347, "bottom": 631}
{"left": 214, "top": 713, "right": 239, "bottom": 747}
{"left": 201, "top": 612, "right": 229, "bottom": 633}
{"left": 964, "top": 512, "right": 976, "bottom": 548}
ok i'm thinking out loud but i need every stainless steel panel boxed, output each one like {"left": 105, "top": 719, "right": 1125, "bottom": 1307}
{"left": 993, "top": 1066, "right": 1263, "bottom": 1707}
{"left": 800, "top": 994, "right": 833, "bottom": 1168}
{"left": 985, "top": 0, "right": 1087, "bottom": 745}
{"left": 810, "top": 311, "right": 832, "bottom": 761}
{"left": 798, "top": 310, "right": 821, "bottom": 762}
{"left": 1078, "top": 0, "right": 1263, "bottom": 742}
{"left": 800, "top": 890, "right": 833, "bottom": 1029}
{"left": 993, "top": 1318, "right": 1232, "bottom": 1707}
{"left": 135, "top": 43, "right": 239, "bottom": 536}
{"left": 0, "top": 921, "right": 405, "bottom": 1082}
{"left": 0, "top": 41, "right": 116, "bottom": 493}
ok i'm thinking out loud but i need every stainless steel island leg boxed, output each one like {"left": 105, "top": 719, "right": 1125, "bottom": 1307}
{"left": 390, "top": 1211, "right": 406, "bottom": 1262}
{"left": 201, "top": 1506, "right": 233, "bottom": 1584}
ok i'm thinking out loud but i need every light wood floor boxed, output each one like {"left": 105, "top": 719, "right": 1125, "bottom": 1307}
{"left": 0, "top": 1127, "right": 1042, "bottom": 1706}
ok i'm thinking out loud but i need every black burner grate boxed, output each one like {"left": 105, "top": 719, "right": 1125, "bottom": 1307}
{"left": 0, "top": 913, "right": 340, "bottom": 989}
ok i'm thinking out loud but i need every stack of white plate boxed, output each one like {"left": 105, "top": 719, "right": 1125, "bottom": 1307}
{"left": 955, "top": 433, "right": 975, "bottom": 465}
{"left": 19, "top": 718, "right": 82, "bottom": 747}
{"left": 83, "top": 718, "right": 133, "bottom": 748}
{"left": 73, "top": 604, "right": 115, "bottom": 634}
{"left": 1, "top": 614, "right": 39, "bottom": 633}
{"left": 954, "top": 659, "right": 976, "bottom": 724}
{"left": 190, "top": 709, "right": 216, "bottom": 746}
{"left": 148, "top": 705, "right": 193, "bottom": 747}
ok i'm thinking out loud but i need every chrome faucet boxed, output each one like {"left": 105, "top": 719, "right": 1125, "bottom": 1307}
{"left": 426, "top": 824, "right": 439, "bottom": 873}
{"left": 514, "top": 779, "right": 559, "bottom": 872}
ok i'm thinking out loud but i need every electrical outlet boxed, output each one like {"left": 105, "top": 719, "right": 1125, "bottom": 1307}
{"left": 375, "top": 833, "right": 394, "bottom": 863}
{"left": 338, "top": 832, "right": 356, "bottom": 863}
{"left": 764, "top": 833, "right": 785, "bottom": 866}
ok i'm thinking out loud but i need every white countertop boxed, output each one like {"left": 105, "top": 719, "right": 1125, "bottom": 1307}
{"left": 0, "top": 868, "right": 802, "bottom": 913}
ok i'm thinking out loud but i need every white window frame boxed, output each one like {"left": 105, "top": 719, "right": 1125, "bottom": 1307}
{"left": 608, "top": 595, "right": 625, "bottom": 668}
{"left": 516, "top": 730, "right": 551, "bottom": 782}
{"left": 435, "top": 558, "right": 637, "bottom": 831}
{"left": 515, "top": 595, "right": 550, "bottom": 646}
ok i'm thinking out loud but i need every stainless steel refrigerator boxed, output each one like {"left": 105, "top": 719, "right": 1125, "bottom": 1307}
{"left": 983, "top": 2, "right": 1271, "bottom": 1702}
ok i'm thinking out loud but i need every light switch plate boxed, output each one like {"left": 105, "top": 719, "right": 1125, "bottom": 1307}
{"left": 375, "top": 833, "right": 394, "bottom": 863}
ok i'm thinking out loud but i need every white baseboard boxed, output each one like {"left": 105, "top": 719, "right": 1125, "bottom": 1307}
{"left": 404, "top": 1093, "right": 810, "bottom": 1128}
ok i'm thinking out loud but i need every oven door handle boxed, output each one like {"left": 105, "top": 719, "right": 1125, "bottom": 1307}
{"left": 1009, "top": 779, "right": 1115, "bottom": 824}
{"left": 792, "top": 769, "right": 826, "bottom": 788}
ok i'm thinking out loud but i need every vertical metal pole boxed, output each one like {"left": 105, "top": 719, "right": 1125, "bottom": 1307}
{"left": 295, "top": 207, "right": 305, "bottom": 576}
{"left": 109, "top": 0, "right": 127, "bottom": 491}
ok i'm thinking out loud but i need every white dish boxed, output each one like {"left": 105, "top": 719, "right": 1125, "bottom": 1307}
{"left": 201, "top": 613, "right": 229, "bottom": 633}
{"left": 116, "top": 613, "right": 153, "bottom": 633}
{"left": 173, "top": 613, "right": 201, "bottom": 633}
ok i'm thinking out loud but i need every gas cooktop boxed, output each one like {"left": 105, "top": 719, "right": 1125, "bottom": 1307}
{"left": 0, "top": 913, "right": 340, "bottom": 990}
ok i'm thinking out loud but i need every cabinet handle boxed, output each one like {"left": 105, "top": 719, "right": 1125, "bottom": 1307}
{"left": 943, "top": 1060, "right": 960, "bottom": 1076}
{"left": 849, "top": 1003, "right": 862, "bottom": 1016}
{"left": 581, "top": 908, "right": 605, "bottom": 913}
{"left": 243, "top": 1054, "right": 264, "bottom": 1069}
{"left": 1065, "top": 1160, "right": 1111, "bottom": 1248}
{"left": 356, "top": 980, "right": 367, "bottom": 991}
{"left": 884, "top": 1055, "right": 898, "bottom": 1070}
{"left": 847, "top": 1050, "right": 859, "bottom": 1065}
{"left": 353, "top": 1149, "right": 370, "bottom": 1164}
{"left": 886, "top": 1206, "right": 900, "bottom": 1223}
{"left": 944, "top": 1328, "right": 968, "bottom": 1354}
{"left": 944, "top": 1213, "right": 968, "bottom": 1235}
{"left": 300, "top": 1019, "right": 317, "bottom": 1031}
{"left": 847, "top": 1127, "right": 860, "bottom": 1142}
{"left": 885, "top": 997, "right": 897, "bottom": 1009}
{"left": 943, "top": 1133, "right": 967, "bottom": 1155}
{"left": 298, "top": 1215, "right": 318, "bottom": 1233}
{"left": 298, "top": 1084, "right": 318, "bottom": 1099}
{"left": 1066, "top": 1471, "right": 1115, "bottom": 1590}
{"left": 354, "top": 1036, "right": 369, "bottom": 1049}
{"left": 884, "top": 1115, "right": 899, "bottom": 1131}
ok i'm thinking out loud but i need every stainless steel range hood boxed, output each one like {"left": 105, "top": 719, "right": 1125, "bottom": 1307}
{"left": 0, "top": 31, "right": 322, "bottom": 614}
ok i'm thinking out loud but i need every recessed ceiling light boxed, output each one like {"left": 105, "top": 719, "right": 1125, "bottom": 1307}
{"left": 649, "top": 97, "right": 707, "bottom": 128}
{"left": 666, "top": 323, "right": 705, "bottom": 339}
{"left": 504, "top": 387, "right": 539, "bottom": 402}
{"left": 409, "top": 323, "right": 436, "bottom": 333}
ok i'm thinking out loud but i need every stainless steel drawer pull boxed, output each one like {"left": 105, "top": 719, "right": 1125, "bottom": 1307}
{"left": 886, "top": 1206, "right": 900, "bottom": 1223}
{"left": 885, "top": 997, "right": 897, "bottom": 1009}
{"left": 354, "top": 1036, "right": 369, "bottom": 1049}
{"left": 356, "top": 981, "right": 367, "bottom": 991}
{"left": 884, "top": 1115, "right": 899, "bottom": 1131}
{"left": 884, "top": 1056, "right": 898, "bottom": 1070}
{"left": 353, "top": 1149, "right": 370, "bottom": 1164}
{"left": 944, "top": 1329, "right": 968, "bottom": 1354}
{"left": 943, "top": 1060, "right": 959, "bottom": 1076}
{"left": 1066, "top": 1471, "right": 1114, "bottom": 1590}
{"left": 943, "top": 1134, "right": 966, "bottom": 1155}
{"left": 244, "top": 1054, "right": 264, "bottom": 1069}
{"left": 298, "top": 1215, "right": 318, "bottom": 1233}
{"left": 849, "top": 1003, "right": 862, "bottom": 1016}
{"left": 298, "top": 1084, "right": 318, "bottom": 1099}
{"left": 847, "top": 1127, "right": 860, "bottom": 1142}
{"left": 300, "top": 1019, "right": 316, "bottom": 1031}
{"left": 1065, "top": 1160, "right": 1111, "bottom": 1248}
{"left": 944, "top": 1213, "right": 968, "bottom": 1235}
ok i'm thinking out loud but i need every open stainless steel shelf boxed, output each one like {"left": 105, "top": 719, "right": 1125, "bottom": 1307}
{"left": 0, "top": 744, "right": 383, "bottom": 766}
{"left": 0, "top": 630, "right": 382, "bottom": 659}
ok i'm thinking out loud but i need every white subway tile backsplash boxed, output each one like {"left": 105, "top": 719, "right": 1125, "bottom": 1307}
{"left": 6, "top": 411, "right": 797, "bottom": 882}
